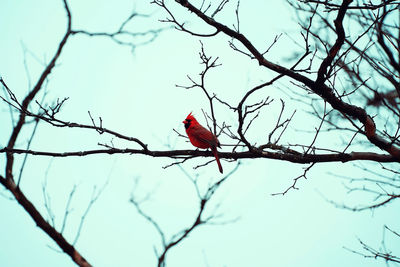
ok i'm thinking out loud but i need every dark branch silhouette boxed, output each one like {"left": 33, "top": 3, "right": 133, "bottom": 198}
{"left": 2, "top": 0, "right": 400, "bottom": 265}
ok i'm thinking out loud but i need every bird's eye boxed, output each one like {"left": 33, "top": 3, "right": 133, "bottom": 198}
{"left": 187, "top": 119, "right": 191, "bottom": 122}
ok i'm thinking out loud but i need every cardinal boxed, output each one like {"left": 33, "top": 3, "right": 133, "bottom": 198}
{"left": 182, "top": 112, "right": 223, "bottom": 174}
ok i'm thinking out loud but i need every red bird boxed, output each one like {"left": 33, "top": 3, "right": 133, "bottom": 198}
{"left": 183, "top": 112, "right": 223, "bottom": 174}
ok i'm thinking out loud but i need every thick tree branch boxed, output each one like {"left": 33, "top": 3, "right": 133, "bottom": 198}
{"left": 299, "top": 0, "right": 399, "bottom": 10}
{"left": 1, "top": 147, "right": 396, "bottom": 164}
{"left": 0, "top": 1, "right": 91, "bottom": 266}
{"left": 0, "top": 175, "right": 91, "bottom": 267}
{"left": 172, "top": 0, "right": 400, "bottom": 161}
{"left": 316, "top": 0, "right": 352, "bottom": 84}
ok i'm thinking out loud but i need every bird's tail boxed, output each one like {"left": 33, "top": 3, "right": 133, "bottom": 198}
{"left": 212, "top": 147, "right": 223, "bottom": 174}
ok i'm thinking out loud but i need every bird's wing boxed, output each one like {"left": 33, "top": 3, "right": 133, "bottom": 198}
{"left": 190, "top": 124, "right": 218, "bottom": 148}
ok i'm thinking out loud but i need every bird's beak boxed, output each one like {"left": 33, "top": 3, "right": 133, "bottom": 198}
{"left": 182, "top": 120, "right": 187, "bottom": 124}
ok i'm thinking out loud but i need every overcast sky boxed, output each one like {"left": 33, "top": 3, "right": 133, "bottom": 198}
{"left": 0, "top": 1, "right": 397, "bottom": 267}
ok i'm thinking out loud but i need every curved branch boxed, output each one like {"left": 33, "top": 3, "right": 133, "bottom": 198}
{"left": 1, "top": 1, "right": 91, "bottom": 266}
{"left": 173, "top": 0, "right": 400, "bottom": 161}
{"left": 5, "top": 0, "right": 72, "bottom": 180}
{"left": 316, "top": 0, "right": 352, "bottom": 83}
{"left": 0, "top": 176, "right": 91, "bottom": 267}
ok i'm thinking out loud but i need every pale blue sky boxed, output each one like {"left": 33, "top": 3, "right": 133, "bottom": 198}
{"left": 0, "top": 1, "right": 397, "bottom": 267}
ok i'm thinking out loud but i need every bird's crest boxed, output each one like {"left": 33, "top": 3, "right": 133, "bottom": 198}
{"left": 186, "top": 112, "right": 195, "bottom": 120}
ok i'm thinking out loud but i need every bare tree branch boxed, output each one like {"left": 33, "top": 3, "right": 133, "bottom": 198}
{"left": 1, "top": 146, "right": 397, "bottom": 163}
{"left": 130, "top": 163, "right": 240, "bottom": 267}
